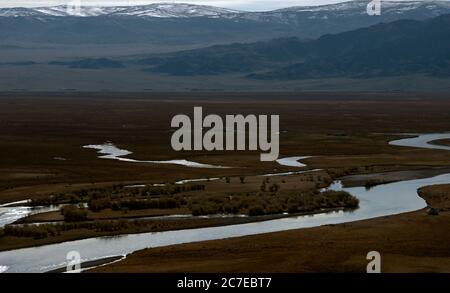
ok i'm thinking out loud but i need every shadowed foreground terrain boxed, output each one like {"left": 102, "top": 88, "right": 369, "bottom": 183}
{"left": 92, "top": 184, "right": 450, "bottom": 273}
{"left": 0, "top": 92, "right": 449, "bottom": 272}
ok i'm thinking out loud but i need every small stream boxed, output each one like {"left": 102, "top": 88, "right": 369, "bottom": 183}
{"left": 389, "top": 133, "right": 450, "bottom": 151}
{"left": 83, "top": 143, "right": 230, "bottom": 168}
{"left": 276, "top": 156, "right": 311, "bottom": 167}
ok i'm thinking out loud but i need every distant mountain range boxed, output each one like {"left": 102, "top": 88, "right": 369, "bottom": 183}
{"left": 1, "top": 1, "right": 449, "bottom": 19}
{"left": 1, "top": 1, "right": 450, "bottom": 44}
{"left": 1, "top": 1, "right": 450, "bottom": 91}
{"left": 0, "top": 3, "right": 239, "bottom": 18}
{"left": 137, "top": 14, "right": 450, "bottom": 79}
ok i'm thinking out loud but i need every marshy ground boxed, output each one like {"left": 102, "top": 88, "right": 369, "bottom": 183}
{"left": 0, "top": 92, "right": 449, "bottom": 272}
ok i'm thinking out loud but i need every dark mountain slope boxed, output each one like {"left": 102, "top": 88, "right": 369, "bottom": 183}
{"left": 141, "top": 14, "right": 450, "bottom": 79}
{"left": 140, "top": 38, "right": 308, "bottom": 75}
{"left": 257, "top": 15, "right": 450, "bottom": 79}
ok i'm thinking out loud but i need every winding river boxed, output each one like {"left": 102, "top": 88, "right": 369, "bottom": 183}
{"left": 0, "top": 133, "right": 449, "bottom": 273}
{"left": 83, "top": 143, "right": 230, "bottom": 168}
{"left": 276, "top": 156, "right": 311, "bottom": 167}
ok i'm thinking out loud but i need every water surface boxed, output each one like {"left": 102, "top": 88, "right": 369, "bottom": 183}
{"left": 0, "top": 204, "right": 63, "bottom": 228}
{"left": 276, "top": 156, "right": 310, "bottom": 167}
{"left": 389, "top": 133, "right": 450, "bottom": 151}
{"left": 84, "top": 143, "right": 229, "bottom": 168}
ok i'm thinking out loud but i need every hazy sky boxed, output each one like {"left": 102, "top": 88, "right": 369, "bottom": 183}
{"left": 0, "top": 0, "right": 446, "bottom": 11}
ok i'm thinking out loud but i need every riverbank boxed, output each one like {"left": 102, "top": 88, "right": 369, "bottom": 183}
{"left": 0, "top": 206, "right": 350, "bottom": 252}
{"left": 340, "top": 167, "right": 450, "bottom": 188}
{"left": 46, "top": 256, "right": 124, "bottom": 273}
{"left": 0, "top": 216, "right": 263, "bottom": 252}
{"left": 92, "top": 184, "right": 450, "bottom": 273}
{"left": 16, "top": 207, "right": 191, "bottom": 223}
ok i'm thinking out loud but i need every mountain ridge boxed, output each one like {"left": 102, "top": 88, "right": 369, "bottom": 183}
{"left": 1, "top": 1, "right": 449, "bottom": 45}
{"left": 1, "top": 1, "right": 449, "bottom": 18}
{"left": 0, "top": 3, "right": 240, "bottom": 18}
{"left": 137, "top": 14, "right": 450, "bottom": 79}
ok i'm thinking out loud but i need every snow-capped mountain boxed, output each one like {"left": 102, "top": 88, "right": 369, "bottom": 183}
{"left": 255, "top": 0, "right": 450, "bottom": 22}
{"left": 1, "top": 1, "right": 449, "bottom": 45}
{"left": 0, "top": 3, "right": 240, "bottom": 18}
{"left": 276, "top": 0, "right": 450, "bottom": 13}
{"left": 0, "top": 1, "right": 449, "bottom": 19}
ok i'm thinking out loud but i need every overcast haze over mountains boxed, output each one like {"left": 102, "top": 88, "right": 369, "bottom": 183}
{"left": 0, "top": 0, "right": 449, "bottom": 91}
{"left": 1, "top": 0, "right": 449, "bottom": 11}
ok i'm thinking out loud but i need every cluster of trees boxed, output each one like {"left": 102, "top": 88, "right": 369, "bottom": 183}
{"left": 30, "top": 193, "right": 83, "bottom": 206}
{"left": 285, "top": 190, "right": 359, "bottom": 214}
{"left": 88, "top": 196, "right": 187, "bottom": 212}
{"left": 29, "top": 184, "right": 206, "bottom": 209}
{"left": 2, "top": 219, "right": 157, "bottom": 239}
{"left": 113, "top": 198, "right": 181, "bottom": 211}
{"left": 187, "top": 189, "right": 358, "bottom": 217}
{"left": 3, "top": 224, "right": 56, "bottom": 239}
{"left": 3, "top": 215, "right": 230, "bottom": 240}
{"left": 29, "top": 187, "right": 113, "bottom": 206}
{"left": 326, "top": 166, "right": 382, "bottom": 180}
{"left": 83, "top": 184, "right": 205, "bottom": 212}
{"left": 191, "top": 201, "right": 241, "bottom": 216}
{"left": 139, "top": 184, "right": 205, "bottom": 197}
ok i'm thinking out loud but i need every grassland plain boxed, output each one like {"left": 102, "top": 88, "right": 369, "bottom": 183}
{"left": 0, "top": 92, "right": 449, "bottom": 272}
{"left": 1, "top": 92, "right": 450, "bottom": 205}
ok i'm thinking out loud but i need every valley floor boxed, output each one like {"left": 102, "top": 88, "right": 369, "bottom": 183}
{"left": 92, "top": 185, "right": 450, "bottom": 273}
{"left": 0, "top": 93, "right": 449, "bottom": 272}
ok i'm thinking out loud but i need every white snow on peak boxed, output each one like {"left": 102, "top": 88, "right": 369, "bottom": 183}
{"left": 275, "top": 0, "right": 450, "bottom": 13}
{"left": 0, "top": 3, "right": 241, "bottom": 18}
{"left": 114, "top": 3, "right": 240, "bottom": 18}
{"left": 34, "top": 6, "right": 119, "bottom": 17}
{"left": 1, "top": 1, "right": 449, "bottom": 18}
